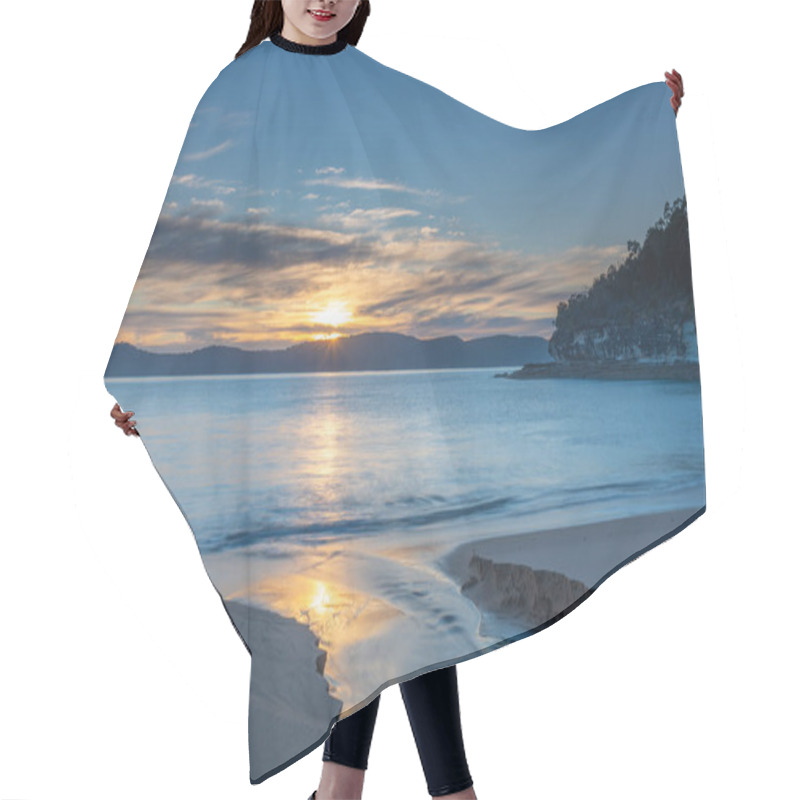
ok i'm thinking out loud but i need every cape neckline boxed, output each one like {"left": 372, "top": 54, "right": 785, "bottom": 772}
{"left": 270, "top": 31, "right": 349, "bottom": 55}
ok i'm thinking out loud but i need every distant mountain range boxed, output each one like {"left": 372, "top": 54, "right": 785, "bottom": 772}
{"left": 104, "top": 331, "right": 554, "bottom": 378}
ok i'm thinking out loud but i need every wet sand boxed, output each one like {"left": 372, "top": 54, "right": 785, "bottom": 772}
{"left": 204, "top": 504, "right": 703, "bottom": 781}
{"left": 435, "top": 506, "right": 703, "bottom": 629}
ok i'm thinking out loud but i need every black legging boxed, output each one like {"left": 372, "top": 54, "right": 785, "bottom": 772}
{"left": 323, "top": 664, "right": 474, "bottom": 797}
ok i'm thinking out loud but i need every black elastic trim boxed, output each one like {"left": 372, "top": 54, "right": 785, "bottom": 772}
{"left": 321, "top": 752, "right": 368, "bottom": 770}
{"left": 270, "top": 31, "right": 348, "bottom": 55}
{"left": 430, "top": 777, "right": 475, "bottom": 797}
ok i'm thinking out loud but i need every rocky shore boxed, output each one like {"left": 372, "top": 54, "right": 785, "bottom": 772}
{"left": 495, "top": 359, "right": 700, "bottom": 382}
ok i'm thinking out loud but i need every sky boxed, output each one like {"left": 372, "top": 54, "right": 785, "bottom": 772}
{"left": 116, "top": 41, "right": 685, "bottom": 353}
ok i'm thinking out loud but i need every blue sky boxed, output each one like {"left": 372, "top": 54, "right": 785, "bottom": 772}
{"left": 117, "top": 42, "right": 684, "bottom": 353}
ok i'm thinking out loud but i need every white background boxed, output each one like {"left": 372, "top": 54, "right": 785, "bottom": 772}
{"left": 2, "top": 1, "right": 796, "bottom": 798}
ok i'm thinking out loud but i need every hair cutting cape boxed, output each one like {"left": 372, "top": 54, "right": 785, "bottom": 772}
{"left": 104, "top": 32, "right": 706, "bottom": 785}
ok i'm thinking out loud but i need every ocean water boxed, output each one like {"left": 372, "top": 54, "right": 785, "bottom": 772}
{"left": 108, "top": 366, "right": 705, "bottom": 556}
{"left": 107, "top": 366, "right": 705, "bottom": 704}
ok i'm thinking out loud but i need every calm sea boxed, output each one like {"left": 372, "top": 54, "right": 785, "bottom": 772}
{"left": 107, "top": 366, "right": 705, "bottom": 556}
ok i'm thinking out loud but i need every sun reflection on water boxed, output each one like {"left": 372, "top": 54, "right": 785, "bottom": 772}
{"left": 228, "top": 572, "right": 402, "bottom": 656}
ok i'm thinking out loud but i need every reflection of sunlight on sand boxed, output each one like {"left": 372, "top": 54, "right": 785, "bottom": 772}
{"left": 210, "top": 536, "right": 502, "bottom": 709}
{"left": 226, "top": 572, "right": 403, "bottom": 703}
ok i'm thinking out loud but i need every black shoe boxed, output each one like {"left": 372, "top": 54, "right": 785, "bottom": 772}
{"left": 307, "top": 792, "right": 317, "bottom": 800}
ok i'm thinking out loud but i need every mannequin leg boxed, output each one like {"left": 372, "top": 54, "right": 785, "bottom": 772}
{"left": 400, "top": 665, "right": 475, "bottom": 798}
{"left": 316, "top": 693, "right": 381, "bottom": 799}
{"left": 316, "top": 665, "right": 476, "bottom": 799}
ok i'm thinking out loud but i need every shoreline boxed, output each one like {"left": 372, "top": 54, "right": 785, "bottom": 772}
{"left": 207, "top": 505, "right": 704, "bottom": 781}
{"left": 435, "top": 506, "right": 703, "bottom": 630}
{"left": 223, "top": 599, "right": 343, "bottom": 782}
{"left": 496, "top": 359, "right": 700, "bottom": 381}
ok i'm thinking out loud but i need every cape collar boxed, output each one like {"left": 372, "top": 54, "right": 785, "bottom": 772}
{"left": 270, "top": 31, "right": 349, "bottom": 55}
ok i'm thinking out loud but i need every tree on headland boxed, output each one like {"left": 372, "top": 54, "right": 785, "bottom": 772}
{"left": 549, "top": 195, "right": 695, "bottom": 360}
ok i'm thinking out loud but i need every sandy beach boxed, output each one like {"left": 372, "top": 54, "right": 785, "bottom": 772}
{"left": 434, "top": 505, "right": 704, "bottom": 633}
{"left": 223, "top": 599, "right": 343, "bottom": 783}
{"left": 205, "top": 504, "right": 704, "bottom": 782}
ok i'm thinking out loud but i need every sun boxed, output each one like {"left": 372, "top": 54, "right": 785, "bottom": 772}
{"left": 312, "top": 301, "right": 352, "bottom": 328}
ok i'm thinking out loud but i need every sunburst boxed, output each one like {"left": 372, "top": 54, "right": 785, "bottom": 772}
{"left": 312, "top": 301, "right": 352, "bottom": 328}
